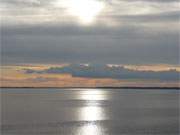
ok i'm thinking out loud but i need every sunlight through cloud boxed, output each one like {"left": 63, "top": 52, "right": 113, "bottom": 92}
{"left": 54, "top": 0, "right": 105, "bottom": 24}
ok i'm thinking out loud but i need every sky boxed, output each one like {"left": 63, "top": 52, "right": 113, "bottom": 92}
{"left": 0, "top": 0, "right": 180, "bottom": 87}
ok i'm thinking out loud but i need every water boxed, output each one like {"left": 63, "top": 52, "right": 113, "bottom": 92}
{"left": 1, "top": 88, "right": 179, "bottom": 135}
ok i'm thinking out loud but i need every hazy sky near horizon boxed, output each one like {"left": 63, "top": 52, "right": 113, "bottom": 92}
{"left": 1, "top": 0, "right": 180, "bottom": 65}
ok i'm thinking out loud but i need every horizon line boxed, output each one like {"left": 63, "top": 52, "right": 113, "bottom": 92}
{"left": 1, "top": 86, "right": 179, "bottom": 90}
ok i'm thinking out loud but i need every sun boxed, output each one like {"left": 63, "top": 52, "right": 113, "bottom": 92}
{"left": 54, "top": 0, "right": 105, "bottom": 24}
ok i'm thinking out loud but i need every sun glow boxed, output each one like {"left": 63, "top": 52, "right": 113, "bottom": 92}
{"left": 54, "top": 0, "right": 105, "bottom": 24}
{"left": 78, "top": 124, "right": 101, "bottom": 135}
{"left": 80, "top": 106, "right": 104, "bottom": 121}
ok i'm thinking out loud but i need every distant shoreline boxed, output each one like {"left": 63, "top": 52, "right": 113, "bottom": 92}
{"left": 1, "top": 87, "right": 179, "bottom": 90}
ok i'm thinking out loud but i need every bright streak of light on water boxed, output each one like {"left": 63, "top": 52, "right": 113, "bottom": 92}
{"left": 77, "top": 123, "right": 102, "bottom": 135}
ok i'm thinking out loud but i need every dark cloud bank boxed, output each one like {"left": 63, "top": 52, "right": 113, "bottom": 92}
{"left": 24, "top": 64, "right": 180, "bottom": 81}
{"left": 2, "top": 24, "right": 179, "bottom": 65}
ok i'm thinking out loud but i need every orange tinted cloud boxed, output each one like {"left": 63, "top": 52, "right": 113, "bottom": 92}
{"left": 1, "top": 64, "right": 179, "bottom": 87}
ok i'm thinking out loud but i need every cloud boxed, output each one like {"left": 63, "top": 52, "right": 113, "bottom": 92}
{"left": 107, "top": 11, "right": 180, "bottom": 23}
{"left": 1, "top": 0, "right": 179, "bottom": 25}
{"left": 1, "top": 0, "right": 179, "bottom": 65}
{"left": 122, "top": 0, "right": 179, "bottom": 2}
{"left": 24, "top": 64, "right": 180, "bottom": 81}
{"left": 26, "top": 76, "right": 58, "bottom": 82}
{"left": 2, "top": 22, "right": 179, "bottom": 65}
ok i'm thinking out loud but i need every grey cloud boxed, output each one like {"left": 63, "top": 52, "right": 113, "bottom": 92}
{"left": 3, "top": 10, "right": 179, "bottom": 35}
{"left": 1, "top": 0, "right": 179, "bottom": 65}
{"left": 119, "top": 0, "right": 179, "bottom": 2}
{"left": 2, "top": 0, "right": 177, "bottom": 6}
{"left": 0, "top": 0, "right": 50, "bottom": 7}
{"left": 132, "top": 0, "right": 178, "bottom": 2}
{"left": 24, "top": 64, "right": 180, "bottom": 81}
{"left": 107, "top": 11, "right": 180, "bottom": 23}
{"left": 1, "top": 0, "right": 179, "bottom": 26}
{"left": 1, "top": 0, "right": 40, "bottom": 8}
{"left": 2, "top": 22, "right": 179, "bottom": 65}
{"left": 108, "top": 0, "right": 179, "bottom": 4}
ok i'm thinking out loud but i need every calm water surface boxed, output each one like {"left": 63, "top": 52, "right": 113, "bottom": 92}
{"left": 1, "top": 88, "right": 179, "bottom": 135}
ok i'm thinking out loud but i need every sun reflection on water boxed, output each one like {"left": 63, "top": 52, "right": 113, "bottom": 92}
{"left": 78, "top": 123, "right": 102, "bottom": 135}
{"left": 79, "top": 106, "right": 105, "bottom": 121}
{"left": 77, "top": 106, "right": 105, "bottom": 135}
{"left": 77, "top": 89, "right": 107, "bottom": 135}
{"left": 79, "top": 90, "right": 109, "bottom": 100}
